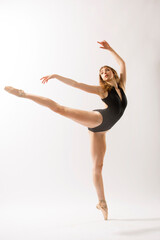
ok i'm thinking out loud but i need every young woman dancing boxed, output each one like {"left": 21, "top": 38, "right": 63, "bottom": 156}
{"left": 4, "top": 40, "right": 127, "bottom": 220}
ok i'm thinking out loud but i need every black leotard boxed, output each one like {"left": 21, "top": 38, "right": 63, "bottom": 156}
{"left": 88, "top": 84, "right": 128, "bottom": 132}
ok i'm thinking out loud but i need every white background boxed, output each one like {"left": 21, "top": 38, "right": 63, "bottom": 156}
{"left": 0, "top": 0, "right": 160, "bottom": 239}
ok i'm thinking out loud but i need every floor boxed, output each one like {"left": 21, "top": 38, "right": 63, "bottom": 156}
{"left": 1, "top": 202, "right": 160, "bottom": 240}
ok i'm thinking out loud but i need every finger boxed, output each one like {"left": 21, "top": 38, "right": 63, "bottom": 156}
{"left": 40, "top": 76, "right": 48, "bottom": 80}
{"left": 43, "top": 78, "right": 47, "bottom": 82}
{"left": 42, "top": 80, "right": 48, "bottom": 83}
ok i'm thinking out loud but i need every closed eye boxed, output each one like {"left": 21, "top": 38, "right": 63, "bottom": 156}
{"left": 101, "top": 69, "right": 110, "bottom": 74}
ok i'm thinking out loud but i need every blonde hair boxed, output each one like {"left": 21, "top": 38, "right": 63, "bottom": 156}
{"left": 99, "top": 65, "right": 120, "bottom": 92}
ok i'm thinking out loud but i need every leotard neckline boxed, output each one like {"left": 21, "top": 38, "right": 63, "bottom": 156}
{"left": 101, "top": 85, "right": 123, "bottom": 103}
{"left": 113, "top": 85, "right": 123, "bottom": 102}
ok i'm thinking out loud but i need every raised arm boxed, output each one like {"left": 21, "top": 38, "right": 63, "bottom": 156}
{"left": 97, "top": 40, "right": 125, "bottom": 65}
{"left": 97, "top": 40, "right": 126, "bottom": 88}
{"left": 109, "top": 48, "right": 126, "bottom": 88}
{"left": 40, "top": 74, "right": 100, "bottom": 95}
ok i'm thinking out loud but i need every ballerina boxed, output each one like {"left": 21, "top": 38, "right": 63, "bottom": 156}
{"left": 4, "top": 40, "right": 127, "bottom": 220}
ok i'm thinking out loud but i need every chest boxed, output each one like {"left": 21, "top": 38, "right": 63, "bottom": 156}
{"left": 100, "top": 87, "right": 123, "bottom": 102}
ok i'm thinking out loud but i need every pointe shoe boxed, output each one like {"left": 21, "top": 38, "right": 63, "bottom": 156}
{"left": 96, "top": 200, "right": 108, "bottom": 220}
{"left": 4, "top": 86, "right": 25, "bottom": 97}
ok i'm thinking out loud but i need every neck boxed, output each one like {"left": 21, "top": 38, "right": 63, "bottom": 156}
{"left": 107, "top": 79, "right": 118, "bottom": 88}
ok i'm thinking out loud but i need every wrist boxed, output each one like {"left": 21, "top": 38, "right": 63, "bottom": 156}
{"left": 109, "top": 47, "right": 114, "bottom": 52}
{"left": 52, "top": 74, "right": 56, "bottom": 78}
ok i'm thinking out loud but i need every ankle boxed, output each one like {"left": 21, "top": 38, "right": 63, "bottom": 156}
{"left": 22, "top": 92, "right": 27, "bottom": 98}
{"left": 99, "top": 199, "right": 107, "bottom": 207}
{"left": 99, "top": 199, "right": 106, "bottom": 203}
{"left": 19, "top": 90, "right": 26, "bottom": 97}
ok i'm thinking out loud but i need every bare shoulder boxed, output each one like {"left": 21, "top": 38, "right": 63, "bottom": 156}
{"left": 98, "top": 86, "right": 108, "bottom": 98}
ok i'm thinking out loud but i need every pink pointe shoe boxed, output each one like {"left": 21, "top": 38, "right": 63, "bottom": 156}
{"left": 96, "top": 200, "right": 108, "bottom": 220}
{"left": 4, "top": 86, "right": 25, "bottom": 97}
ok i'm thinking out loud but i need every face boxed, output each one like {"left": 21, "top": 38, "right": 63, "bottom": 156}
{"left": 100, "top": 67, "right": 114, "bottom": 81}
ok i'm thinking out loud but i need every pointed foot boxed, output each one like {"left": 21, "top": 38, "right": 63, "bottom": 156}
{"left": 96, "top": 200, "right": 108, "bottom": 220}
{"left": 4, "top": 86, "right": 25, "bottom": 97}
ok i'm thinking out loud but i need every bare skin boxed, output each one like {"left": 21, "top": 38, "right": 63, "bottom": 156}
{"left": 88, "top": 130, "right": 107, "bottom": 200}
{"left": 4, "top": 67, "right": 122, "bottom": 204}
{"left": 4, "top": 85, "right": 108, "bottom": 197}
{"left": 4, "top": 40, "right": 127, "bottom": 221}
{"left": 4, "top": 85, "right": 109, "bottom": 220}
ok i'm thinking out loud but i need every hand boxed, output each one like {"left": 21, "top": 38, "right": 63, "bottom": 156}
{"left": 40, "top": 74, "right": 55, "bottom": 84}
{"left": 97, "top": 40, "right": 112, "bottom": 50}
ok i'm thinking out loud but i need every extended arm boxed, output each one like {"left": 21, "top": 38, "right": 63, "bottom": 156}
{"left": 54, "top": 74, "right": 77, "bottom": 87}
{"left": 54, "top": 74, "right": 100, "bottom": 95}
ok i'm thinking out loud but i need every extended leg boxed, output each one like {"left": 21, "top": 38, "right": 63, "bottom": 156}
{"left": 4, "top": 86, "right": 103, "bottom": 128}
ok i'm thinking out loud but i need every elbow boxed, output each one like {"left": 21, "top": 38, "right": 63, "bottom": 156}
{"left": 120, "top": 60, "right": 125, "bottom": 65}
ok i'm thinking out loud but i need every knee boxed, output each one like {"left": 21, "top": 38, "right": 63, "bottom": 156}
{"left": 48, "top": 100, "right": 63, "bottom": 113}
{"left": 55, "top": 104, "right": 65, "bottom": 113}
{"left": 92, "top": 161, "right": 103, "bottom": 174}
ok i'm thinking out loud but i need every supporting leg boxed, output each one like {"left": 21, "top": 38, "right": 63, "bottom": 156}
{"left": 92, "top": 166, "right": 106, "bottom": 201}
{"left": 89, "top": 131, "right": 108, "bottom": 220}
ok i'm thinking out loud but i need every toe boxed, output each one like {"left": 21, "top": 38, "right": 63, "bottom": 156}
{"left": 4, "top": 86, "right": 12, "bottom": 91}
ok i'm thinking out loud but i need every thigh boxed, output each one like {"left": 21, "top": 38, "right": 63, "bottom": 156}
{"left": 58, "top": 105, "right": 103, "bottom": 128}
{"left": 88, "top": 131, "right": 107, "bottom": 166}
